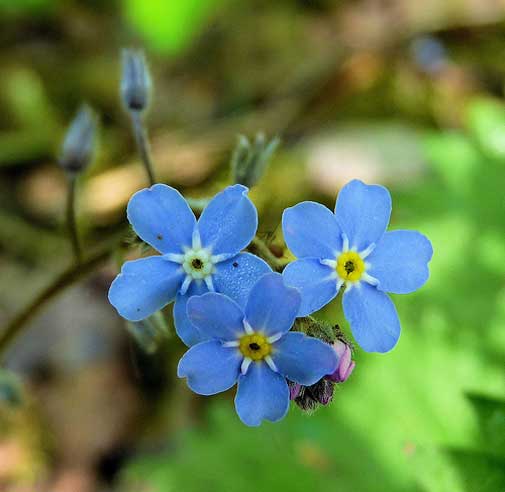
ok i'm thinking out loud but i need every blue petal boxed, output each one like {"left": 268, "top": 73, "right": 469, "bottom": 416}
{"left": 234, "top": 362, "right": 289, "bottom": 426}
{"left": 108, "top": 256, "right": 184, "bottom": 321}
{"left": 174, "top": 281, "right": 208, "bottom": 346}
{"left": 367, "top": 231, "right": 433, "bottom": 294}
{"left": 213, "top": 253, "right": 272, "bottom": 308}
{"left": 178, "top": 340, "right": 241, "bottom": 395}
{"left": 334, "top": 179, "right": 392, "bottom": 251}
{"left": 283, "top": 259, "right": 338, "bottom": 316}
{"left": 187, "top": 293, "right": 245, "bottom": 342}
{"left": 343, "top": 283, "right": 400, "bottom": 353}
{"left": 127, "top": 184, "right": 196, "bottom": 254}
{"left": 245, "top": 273, "right": 300, "bottom": 335}
{"left": 271, "top": 332, "right": 338, "bottom": 386}
{"left": 282, "top": 201, "right": 342, "bottom": 259}
{"left": 198, "top": 185, "right": 257, "bottom": 257}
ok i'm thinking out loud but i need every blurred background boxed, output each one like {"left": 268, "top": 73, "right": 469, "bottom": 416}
{"left": 1, "top": 0, "right": 505, "bottom": 491}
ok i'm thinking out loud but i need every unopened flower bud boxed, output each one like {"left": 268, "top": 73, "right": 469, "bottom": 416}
{"left": 293, "top": 379, "right": 334, "bottom": 412}
{"left": 59, "top": 105, "right": 97, "bottom": 175}
{"left": 126, "top": 320, "right": 159, "bottom": 354}
{"left": 326, "top": 340, "right": 355, "bottom": 383}
{"left": 309, "top": 379, "right": 334, "bottom": 406}
{"left": 121, "top": 48, "right": 151, "bottom": 112}
{"left": 125, "top": 311, "right": 169, "bottom": 354}
{"left": 231, "top": 133, "right": 280, "bottom": 188}
{"left": 289, "top": 382, "right": 302, "bottom": 400}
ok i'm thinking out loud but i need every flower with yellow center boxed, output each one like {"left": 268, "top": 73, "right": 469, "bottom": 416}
{"left": 239, "top": 333, "right": 272, "bottom": 360}
{"left": 179, "top": 273, "right": 339, "bottom": 426}
{"left": 336, "top": 251, "right": 365, "bottom": 282}
{"left": 321, "top": 234, "right": 378, "bottom": 291}
{"left": 223, "top": 322, "right": 281, "bottom": 375}
{"left": 282, "top": 179, "right": 433, "bottom": 353}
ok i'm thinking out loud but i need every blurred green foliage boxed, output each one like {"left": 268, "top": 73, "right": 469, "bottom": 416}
{"left": 123, "top": 0, "right": 227, "bottom": 55}
{"left": 0, "top": 0, "right": 53, "bottom": 17}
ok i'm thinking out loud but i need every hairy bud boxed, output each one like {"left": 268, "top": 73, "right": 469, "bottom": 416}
{"left": 292, "top": 379, "right": 335, "bottom": 412}
{"left": 231, "top": 133, "right": 280, "bottom": 188}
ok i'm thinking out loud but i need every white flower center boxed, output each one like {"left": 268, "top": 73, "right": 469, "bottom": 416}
{"left": 165, "top": 228, "right": 229, "bottom": 295}
{"left": 182, "top": 248, "right": 215, "bottom": 279}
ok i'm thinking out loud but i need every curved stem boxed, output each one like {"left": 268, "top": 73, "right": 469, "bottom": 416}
{"left": 247, "top": 236, "right": 288, "bottom": 272}
{"left": 67, "top": 175, "right": 82, "bottom": 263}
{"left": 131, "top": 111, "right": 156, "bottom": 185}
{"left": 0, "top": 245, "right": 114, "bottom": 360}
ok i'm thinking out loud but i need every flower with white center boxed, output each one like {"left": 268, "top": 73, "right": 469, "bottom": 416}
{"left": 178, "top": 273, "right": 338, "bottom": 427}
{"left": 108, "top": 184, "right": 271, "bottom": 346}
{"left": 282, "top": 179, "right": 433, "bottom": 353}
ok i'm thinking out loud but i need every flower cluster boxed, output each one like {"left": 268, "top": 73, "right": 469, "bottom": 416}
{"left": 109, "top": 178, "right": 432, "bottom": 426}
{"left": 108, "top": 184, "right": 271, "bottom": 346}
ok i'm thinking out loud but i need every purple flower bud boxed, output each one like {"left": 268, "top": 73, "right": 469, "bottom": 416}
{"left": 326, "top": 340, "right": 355, "bottom": 383}
{"left": 289, "top": 382, "right": 302, "bottom": 400}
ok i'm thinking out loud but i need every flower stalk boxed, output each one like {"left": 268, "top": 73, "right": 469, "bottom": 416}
{"left": 0, "top": 242, "right": 117, "bottom": 359}
{"left": 58, "top": 104, "right": 97, "bottom": 263}
{"left": 66, "top": 175, "right": 81, "bottom": 263}
{"left": 130, "top": 110, "right": 156, "bottom": 185}
{"left": 121, "top": 49, "right": 156, "bottom": 185}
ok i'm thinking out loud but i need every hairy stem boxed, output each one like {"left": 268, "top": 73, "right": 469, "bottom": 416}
{"left": 67, "top": 175, "right": 82, "bottom": 263}
{"left": 131, "top": 111, "right": 156, "bottom": 185}
{"left": 0, "top": 244, "right": 116, "bottom": 359}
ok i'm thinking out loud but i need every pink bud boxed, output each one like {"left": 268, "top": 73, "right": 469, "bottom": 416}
{"left": 290, "top": 383, "right": 302, "bottom": 400}
{"left": 326, "top": 340, "right": 355, "bottom": 383}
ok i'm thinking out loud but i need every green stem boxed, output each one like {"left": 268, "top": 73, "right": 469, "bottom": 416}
{"left": 67, "top": 175, "right": 82, "bottom": 263}
{"left": 131, "top": 111, "right": 156, "bottom": 185}
{"left": 248, "top": 236, "right": 288, "bottom": 272}
{"left": 0, "top": 244, "right": 115, "bottom": 359}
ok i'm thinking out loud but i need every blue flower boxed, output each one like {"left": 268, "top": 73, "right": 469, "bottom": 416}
{"left": 108, "top": 184, "right": 271, "bottom": 346}
{"left": 177, "top": 273, "right": 338, "bottom": 426}
{"left": 282, "top": 179, "right": 433, "bottom": 353}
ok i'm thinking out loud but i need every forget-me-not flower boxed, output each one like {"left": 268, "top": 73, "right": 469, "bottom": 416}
{"left": 282, "top": 179, "right": 433, "bottom": 353}
{"left": 177, "top": 273, "right": 338, "bottom": 426}
{"left": 108, "top": 184, "right": 271, "bottom": 346}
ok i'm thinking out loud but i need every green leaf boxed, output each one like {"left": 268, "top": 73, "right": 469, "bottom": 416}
{"left": 446, "top": 448, "right": 505, "bottom": 492}
{"left": 466, "top": 393, "right": 505, "bottom": 458}
{"left": 122, "top": 0, "right": 226, "bottom": 55}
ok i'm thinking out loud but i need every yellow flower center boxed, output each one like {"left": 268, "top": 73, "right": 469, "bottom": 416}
{"left": 336, "top": 251, "right": 365, "bottom": 282}
{"left": 239, "top": 333, "right": 271, "bottom": 361}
